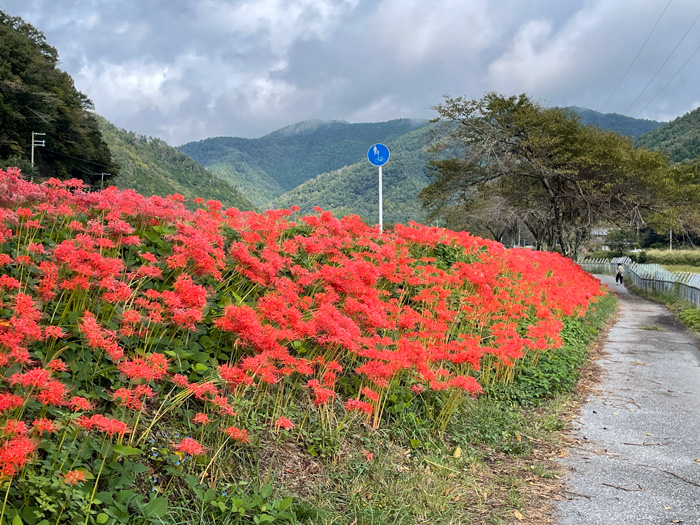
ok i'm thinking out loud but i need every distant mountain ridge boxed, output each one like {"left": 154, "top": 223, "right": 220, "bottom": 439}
{"left": 567, "top": 107, "right": 662, "bottom": 138}
{"left": 635, "top": 105, "right": 700, "bottom": 163}
{"left": 178, "top": 118, "right": 431, "bottom": 207}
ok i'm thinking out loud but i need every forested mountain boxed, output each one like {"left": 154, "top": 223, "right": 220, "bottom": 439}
{"left": 179, "top": 119, "right": 430, "bottom": 207}
{"left": 0, "top": 10, "right": 118, "bottom": 184}
{"left": 635, "top": 106, "right": 700, "bottom": 163}
{"left": 98, "top": 117, "right": 254, "bottom": 210}
{"left": 566, "top": 107, "right": 661, "bottom": 138}
{"left": 272, "top": 125, "right": 436, "bottom": 225}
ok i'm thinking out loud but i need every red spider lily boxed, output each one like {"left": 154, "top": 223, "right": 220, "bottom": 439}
{"left": 345, "top": 399, "right": 373, "bottom": 414}
{"left": 360, "top": 387, "right": 379, "bottom": 402}
{"left": 174, "top": 437, "right": 206, "bottom": 456}
{"left": 69, "top": 396, "right": 94, "bottom": 412}
{"left": 79, "top": 311, "right": 123, "bottom": 361}
{"left": 275, "top": 417, "right": 294, "bottom": 430}
{"left": 118, "top": 353, "right": 169, "bottom": 381}
{"left": 75, "top": 415, "right": 130, "bottom": 437}
{"left": 0, "top": 393, "right": 24, "bottom": 413}
{"left": 64, "top": 469, "right": 86, "bottom": 485}
{"left": 223, "top": 426, "right": 249, "bottom": 443}
{"left": 0, "top": 166, "right": 607, "bottom": 489}
{"left": 47, "top": 359, "right": 67, "bottom": 372}
{"left": 193, "top": 413, "right": 211, "bottom": 425}
{"left": 32, "top": 418, "right": 57, "bottom": 435}
{"left": 0, "top": 434, "right": 37, "bottom": 476}
{"left": 112, "top": 385, "right": 155, "bottom": 410}
{"left": 2, "top": 419, "right": 28, "bottom": 436}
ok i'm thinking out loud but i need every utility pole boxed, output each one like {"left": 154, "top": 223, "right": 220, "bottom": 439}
{"left": 31, "top": 132, "right": 45, "bottom": 166}
{"left": 100, "top": 173, "right": 110, "bottom": 190}
{"left": 670, "top": 229, "right": 673, "bottom": 251}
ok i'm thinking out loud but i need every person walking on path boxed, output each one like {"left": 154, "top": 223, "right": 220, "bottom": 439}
{"left": 555, "top": 274, "right": 700, "bottom": 524}
{"left": 615, "top": 263, "right": 624, "bottom": 285}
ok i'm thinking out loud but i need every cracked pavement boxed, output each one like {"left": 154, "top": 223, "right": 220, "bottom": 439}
{"left": 555, "top": 274, "right": 700, "bottom": 524}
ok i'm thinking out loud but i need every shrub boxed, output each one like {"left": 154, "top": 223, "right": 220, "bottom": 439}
{"left": 644, "top": 249, "right": 700, "bottom": 267}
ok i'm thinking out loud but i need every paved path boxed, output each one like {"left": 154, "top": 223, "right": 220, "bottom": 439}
{"left": 556, "top": 274, "right": 700, "bottom": 525}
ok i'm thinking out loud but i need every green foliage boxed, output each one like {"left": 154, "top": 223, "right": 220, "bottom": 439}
{"left": 169, "top": 477, "right": 297, "bottom": 524}
{"left": 98, "top": 117, "right": 255, "bottom": 211}
{"left": 679, "top": 309, "right": 700, "bottom": 331}
{"left": 606, "top": 228, "right": 637, "bottom": 254}
{"left": 0, "top": 10, "right": 118, "bottom": 184}
{"left": 422, "top": 92, "right": 672, "bottom": 257}
{"left": 643, "top": 248, "right": 700, "bottom": 266}
{"left": 636, "top": 105, "right": 700, "bottom": 163}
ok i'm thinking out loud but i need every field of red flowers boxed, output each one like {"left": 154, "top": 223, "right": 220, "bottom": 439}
{"left": 0, "top": 167, "right": 604, "bottom": 523}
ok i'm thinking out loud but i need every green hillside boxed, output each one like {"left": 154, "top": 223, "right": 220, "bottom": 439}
{"left": 179, "top": 118, "right": 431, "bottom": 207}
{"left": 567, "top": 107, "right": 661, "bottom": 138}
{"left": 98, "top": 117, "right": 255, "bottom": 210}
{"left": 0, "top": 10, "right": 119, "bottom": 183}
{"left": 635, "top": 106, "right": 700, "bottom": 163}
{"left": 272, "top": 124, "right": 436, "bottom": 225}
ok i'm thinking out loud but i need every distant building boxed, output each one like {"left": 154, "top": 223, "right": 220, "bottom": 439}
{"left": 590, "top": 227, "right": 610, "bottom": 251}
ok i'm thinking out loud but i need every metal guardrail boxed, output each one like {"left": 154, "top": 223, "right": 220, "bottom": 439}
{"left": 578, "top": 256, "right": 700, "bottom": 308}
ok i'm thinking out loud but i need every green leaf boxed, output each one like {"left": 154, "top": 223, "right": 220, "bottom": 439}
{"left": 275, "top": 497, "right": 293, "bottom": 511}
{"left": 96, "top": 513, "right": 110, "bottom": 524}
{"left": 203, "top": 488, "right": 216, "bottom": 504}
{"left": 112, "top": 445, "right": 142, "bottom": 456}
{"left": 13, "top": 515, "right": 23, "bottom": 525}
{"left": 260, "top": 484, "right": 273, "bottom": 499}
{"left": 193, "top": 363, "right": 208, "bottom": 372}
{"left": 144, "top": 497, "right": 168, "bottom": 519}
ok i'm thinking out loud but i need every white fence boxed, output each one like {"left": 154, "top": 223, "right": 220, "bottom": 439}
{"left": 578, "top": 257, "right": 700, "bottom": 308}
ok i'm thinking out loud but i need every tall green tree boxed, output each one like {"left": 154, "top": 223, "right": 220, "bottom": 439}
{"left": 421, "top": 93, "right": 670, "bottom": 258}
{"left": 0, "top": 10, "right": 118, "bottom": 184}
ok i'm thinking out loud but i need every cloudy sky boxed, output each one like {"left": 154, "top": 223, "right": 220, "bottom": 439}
{"left": 3, "top": 0, "right": 700, "bottom": 145}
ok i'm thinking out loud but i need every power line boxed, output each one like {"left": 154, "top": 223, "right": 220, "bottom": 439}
{"left": 600, "top": 0, "right": 672, "bottom": 112}
{"left": 636, "top": 38, "right": 700, "bottom": 117}
{"left": 626, "top": 10, "right": 700, "bottom": 113}
{"left": 43, "top": 147, "right": 112, "bottom": 169}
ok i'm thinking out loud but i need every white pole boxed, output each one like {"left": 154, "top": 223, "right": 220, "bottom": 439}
{"left": 30, "top": 132, "right": 45, "bottom": 166}
{"left": 378, "top": 165, "right": 383, "bottom": 233}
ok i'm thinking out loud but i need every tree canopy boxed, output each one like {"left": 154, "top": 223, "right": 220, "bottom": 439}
{"left": 0, "top": 10, "right": 118, "bottom": 184}
{"left": 635, "top": 105, "right": 700, "bottom": 164}
{"left": 421, "top": 93, "right": 671, "bottom": 258}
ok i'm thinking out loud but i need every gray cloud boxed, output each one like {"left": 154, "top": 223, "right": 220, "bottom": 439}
{"left": 3, "top": 0, "right": 699, "bottom": 144}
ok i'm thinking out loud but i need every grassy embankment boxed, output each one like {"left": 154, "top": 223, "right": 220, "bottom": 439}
{"left": 279, "top": 293, "right": 617, "bottom": 524}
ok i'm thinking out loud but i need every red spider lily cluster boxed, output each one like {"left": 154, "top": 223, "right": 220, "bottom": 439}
{"left": 0, "top": 167, "right": 603, "bottom": 481}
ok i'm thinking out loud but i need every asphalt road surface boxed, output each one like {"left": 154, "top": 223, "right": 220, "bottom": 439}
{"left": 556, "top": 274, "right": 700, "bottom": 525}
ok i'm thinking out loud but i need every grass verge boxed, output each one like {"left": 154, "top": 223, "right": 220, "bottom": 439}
{"left": 627, "top": 284, "right": 700, "bottom": 334}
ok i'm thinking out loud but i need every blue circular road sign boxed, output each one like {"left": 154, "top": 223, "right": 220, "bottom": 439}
{"left": 368, "top": 143, "right": 390, "bottom": 166}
